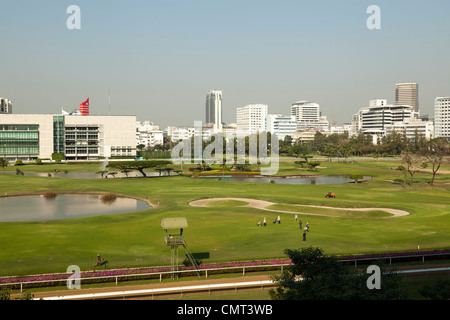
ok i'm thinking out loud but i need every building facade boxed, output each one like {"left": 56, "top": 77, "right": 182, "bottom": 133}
{"left": 136, "top": 121, "right": 164, "bottom": 148}
{"left": 266, "top": 114, "right": 297, "bottom": 140}
{"left": 0, "top": 114, "right": 136, "bottom": 161}
{"left": 395, "top": 83, "right": 419, "bottom": 112}
{"left": 236, "top": 104, "right": 268, "bottom": 137}
{"left": 360, "top": 99, "right": 417, "bottom": 133}
{"left": 291, "top": 101, "right": 329, "bottom": 131}
{"left": 384, "top": 120, "right": 434, "bottom": 142}
{"left": 0, "top": 98, "right": 12, "bottom": 114}
{"left": 205, "top": 90, "right": 223, "bottom": 132}
{"left": 434, "top": 97, "right": 450, "bottom": 140}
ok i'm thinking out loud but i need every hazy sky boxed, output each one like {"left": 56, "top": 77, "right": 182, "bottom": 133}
{"left": 1, "top": 0, "right": 449, "bottom": 127}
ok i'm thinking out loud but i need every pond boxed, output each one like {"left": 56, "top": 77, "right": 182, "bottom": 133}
{"left": 206, "top": 175, "right": 372, "bottom": 185}
{"left": 5, "top": 171, "right": 176, "bottom": 179}
{"left": 0, "top": 194, "right": 152, "bottom": 222}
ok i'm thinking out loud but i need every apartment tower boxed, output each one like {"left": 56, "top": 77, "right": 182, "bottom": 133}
{"left": 434, "top": 97, "right": 450, "bottom": 140}
{"left": 205, "top": 90, "right": 223, "bottom": 132}
{"left": 395, "top": 83, "right": 419, "bottom": 112}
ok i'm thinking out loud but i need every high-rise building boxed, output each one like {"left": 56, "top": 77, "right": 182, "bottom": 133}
{"left": 434, "top": 97, "right": 450, "bottom": 140}
{"left": 361, "top": 99, "right": 417, "bottom": 132}
{"left": 236, "top": 104, "right": 268, "bottom": 137}
{"left": 266, "top": 114, "right": 297, "bottom": 140}
{"left": 0, "top": 98, "right": 12, "bottom": 114}
{"left": 395, "top": 83, "right": 419, "bottom": 112}
{"left": 205, "top": 90, "right": 223, "bottom": 132}
{"left": 290, "top": 101, "right": 329, "bottom": 131}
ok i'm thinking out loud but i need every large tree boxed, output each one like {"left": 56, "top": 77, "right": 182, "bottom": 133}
{"left": 0, "top": 158, "right": 7, "bottom": 174}
{"left": 420, "top": 138, "right": 450, "bottom": 185}
{"left": 106, "top": 160, "right": 172, "bottom": 177}
{"left": 269, "top": 247, "right": 407, "bottom": 300}
{"left": 401, "top": 152, "right": 421, "bottom": 185}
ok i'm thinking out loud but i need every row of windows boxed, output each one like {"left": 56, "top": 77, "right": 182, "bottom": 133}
{"left": 65, "top": 147, "right": 99, "bottom": 154}
{"left": 65, "top": 127, "right": 99, "bottom": 131}
{"left": 0, "top": 140, "right": 39, "bottom": 147}
{"left": 0, "top": 125, "right": 39, "bottom": 131}
{"left": 0, "top": 131, "right": 39, "bottom": 139}
{"left": 65, "top": 134, "right": 99, "bottom": 140}
{"left": 0, "top": 147, "right": 39, "bottom": 155}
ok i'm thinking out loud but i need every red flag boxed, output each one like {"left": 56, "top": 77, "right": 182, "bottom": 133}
{"left": 79, "top": 98, "right": 89, "bottom": 116}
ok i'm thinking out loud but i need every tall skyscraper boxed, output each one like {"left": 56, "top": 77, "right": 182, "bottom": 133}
{"left": 0, "top": 98, "right": 12, "bottom": 114}
{"left": 434, "top": 97, "right": 450, "bottom": 140}
{"left": 205, "top": 90, "right": 223, "bottom": 132}
{"left": 395, "top": 83, "right": 419, "bottom": 112}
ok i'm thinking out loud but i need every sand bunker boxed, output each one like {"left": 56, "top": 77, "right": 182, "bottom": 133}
{"left": 189, "top": 197, "right": 410, "bottom": 218}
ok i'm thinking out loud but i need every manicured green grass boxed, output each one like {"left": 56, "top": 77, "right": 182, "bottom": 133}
{"left": 0, "top": 159, "right": 449, "bottom": 277}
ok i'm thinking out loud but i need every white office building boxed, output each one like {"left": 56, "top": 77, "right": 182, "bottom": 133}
{"left": 434, "top": 97, "right": 450, "bottom": 140}
{"left": 169, "top": 126, "right": 213, "bottom": 142}
{"left": 236, "top": 104, "right": 268, "bottom": 137}
{"left": 266, "top": 114, "right": 297, "bottom": 140}
{"left": 291, "top": 101, "right": 329, "bottom": 131}
{"left": 360, "top": 99, "right": 417, "bottom": 133}
{"left": 351, "top": 108, "right": 369, "bottom": 137}
{"left": 205, "top": 90, "right": 223, "bottom": 133}
{"left": 0, "top": 113, "right": 136, "bottom": 161}
{"left": 330, "top": 124, "right": 352, "bottom": 135}
{"left": 385, "top": 120, "right": 434, "bottom": 142}
{"left": 136, "top": 121, "right": 164, "bottom": 148}
{"left": 170, "top": 127, "right": 195, "bottom": 142}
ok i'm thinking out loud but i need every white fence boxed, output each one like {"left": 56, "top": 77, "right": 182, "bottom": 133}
{"left": 2, "top": 250, "right": 450, "bottom": 293}
{"left": 1, "top": 263, "right": 290, "bottom": 293}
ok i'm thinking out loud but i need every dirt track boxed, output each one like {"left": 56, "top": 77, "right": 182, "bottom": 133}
{"left": 12, "top": 275, "right": 273, "bottom": 300}
{"left": 189, "top": 197, "right": 410, "bottom": 217}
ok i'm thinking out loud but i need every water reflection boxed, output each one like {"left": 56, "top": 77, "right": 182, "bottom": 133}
{"left": 4, "top": 171, "right": 176, "bottom": 179}
{"left": 218, "top": 175, "right": 372, "bottom": 185}
{"left": 0, "top": 194, "right": 152, "bottom": 222}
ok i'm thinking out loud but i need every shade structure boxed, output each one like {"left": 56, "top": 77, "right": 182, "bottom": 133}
{"left": 161, "top": 217, "right": 188, "bottom": 230}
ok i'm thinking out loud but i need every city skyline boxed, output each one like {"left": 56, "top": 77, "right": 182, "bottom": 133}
{"left": 1, "top": 1, "right": 450, "bottom": 127}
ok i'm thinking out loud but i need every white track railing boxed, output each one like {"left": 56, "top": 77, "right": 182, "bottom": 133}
{"left": 1, "top": 263, "right": 290, "bottom": 293}
{"left": 2, "top": 251, "right": 449, "bottom": 292}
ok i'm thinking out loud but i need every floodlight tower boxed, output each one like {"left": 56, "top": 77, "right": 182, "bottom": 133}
{"left": 161, "top": 217, "right": 200, "bottom": 280}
